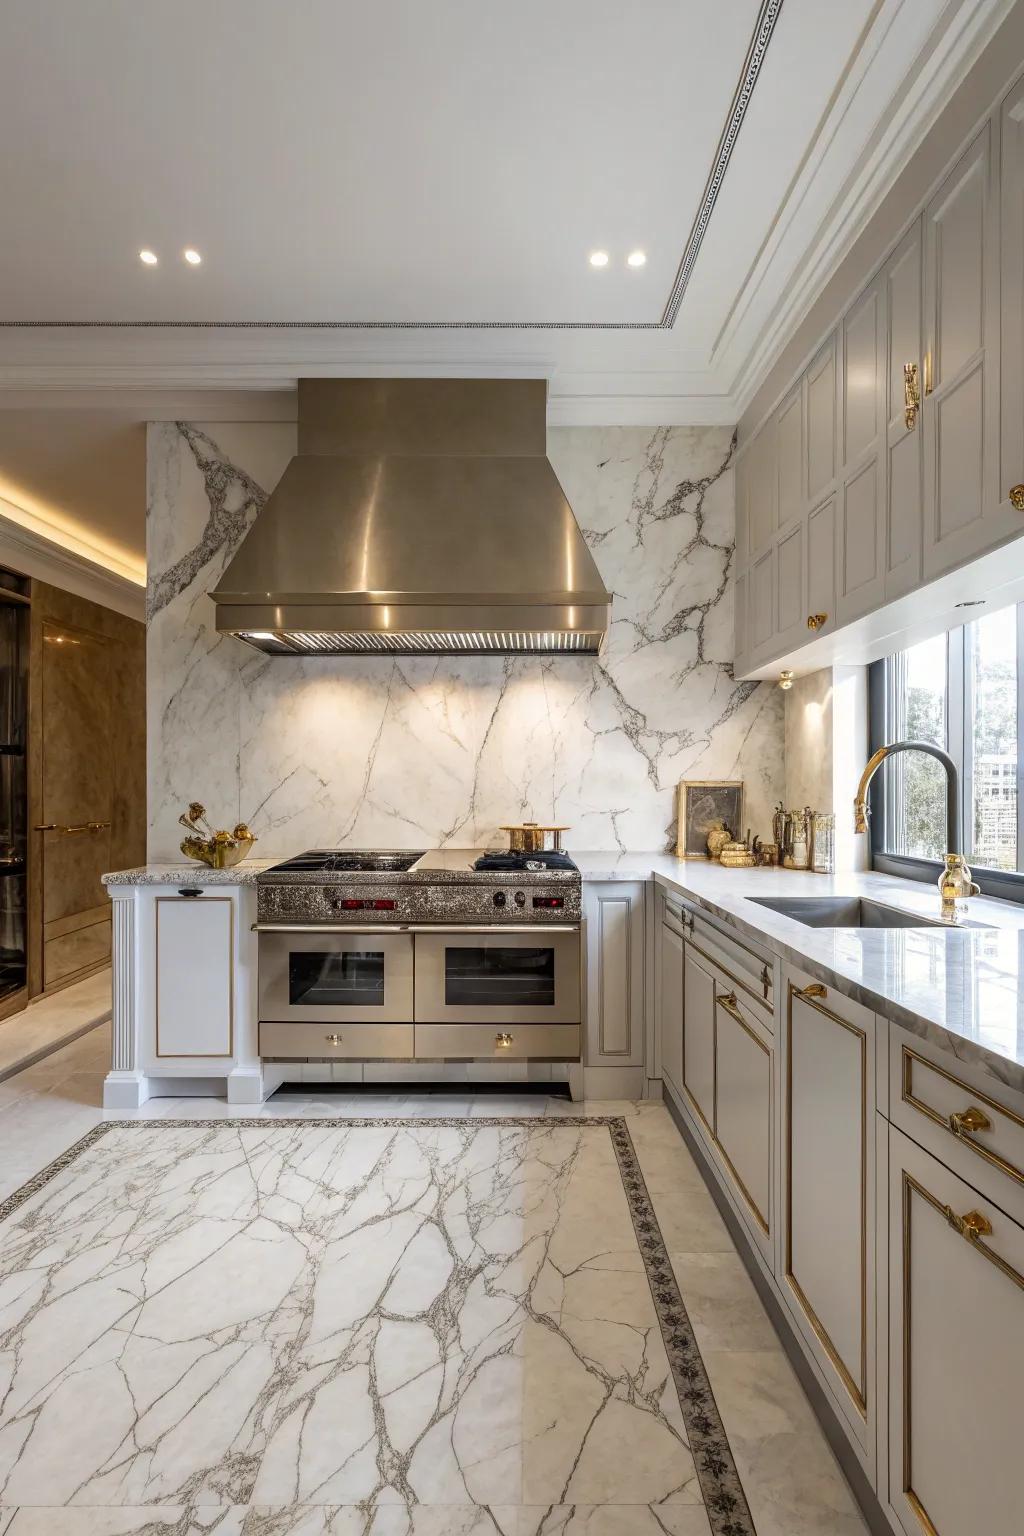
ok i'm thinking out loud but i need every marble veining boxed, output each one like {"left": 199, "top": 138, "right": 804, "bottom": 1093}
{"left": 147, "top": 423, "right": 784, "bottom": 860}
{"left": 0, "top": 1118, "right": 754, "bottom": 1535}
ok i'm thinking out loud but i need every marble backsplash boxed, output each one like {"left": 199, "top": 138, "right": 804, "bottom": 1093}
{"left": 147, "top": 419, "right": 784, "bottom": 857}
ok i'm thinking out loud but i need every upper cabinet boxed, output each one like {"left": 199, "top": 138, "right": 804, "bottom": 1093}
{"left": 922, "top": 126, "right": 998, "bottom": 579}
{"left": 884, "top": 219, "right": 924, "bottom": 599}
{"left": 734, "top": 72, "right": 1024, "bottom": 679}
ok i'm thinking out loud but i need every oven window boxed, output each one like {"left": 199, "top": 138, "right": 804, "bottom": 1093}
{"left": 289, "top": 951, "right": 385, "bottom": 1007}
{"left": 444, "top": 946, "right": 555, "bottom": 1008}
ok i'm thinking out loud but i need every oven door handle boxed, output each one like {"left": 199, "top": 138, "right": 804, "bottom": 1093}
{"left": 406, "top": 924, "right": 580, "bottom": 934}
{"left": 252, "top": 923, "right": 410, "bottom": 934}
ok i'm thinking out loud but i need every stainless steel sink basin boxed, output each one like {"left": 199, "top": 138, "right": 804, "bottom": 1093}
{"left": 746, "top": 895, "right": 988, "bottom": 930}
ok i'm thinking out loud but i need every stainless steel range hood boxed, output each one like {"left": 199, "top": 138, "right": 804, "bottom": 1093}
{"left": 211, "top": 379, "right": 611, "bottom": 655}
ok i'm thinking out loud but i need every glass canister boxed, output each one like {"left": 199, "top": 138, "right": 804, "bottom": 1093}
{"left": 812, "top": 812, "right": 835, "bottom": 874}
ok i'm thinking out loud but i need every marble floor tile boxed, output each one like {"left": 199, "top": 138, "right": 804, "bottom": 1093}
{"left": 665, "top": 1252, "right": 780, "bottom": 1352}
{"left": 0, "top": 1509, "right": 714, "bottom": 1536}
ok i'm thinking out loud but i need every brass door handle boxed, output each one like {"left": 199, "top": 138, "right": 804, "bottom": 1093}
{"left": 903, "top": 361, "right": 920, "bottom": 428}
{"left": 325, "top": 1033, "right": 343, "bottom": 1045}
{"left": 33, "top": 819, "right": 111, "bottom": 835}
{"left": 949, "top": 1105, "right": 992, "bottom": 1138}
{"left": 806, "top": 613, "right": 828, "bottom": 631}
{"left": 795, "top": 981, "right": 828, "bottom": 1000}
{"left": 63, "top": 824, "right": 91, "bottom": 835}
{"left": 1009, "top": 485, "right": 1024, "bottom": 510}
{"left": 941, "top": 1202, "right": 1024, "bottom": 1290}
{"left": 86, "top": 820, "right": 111, "bottom": 832}
{"left": 32, "top": 823, "right": 58, "bottom": 832}
{"left": 495, "top": 1032, "right": 514, "bottom": 1048}
{"left": 715, "top": 991, "right": 745, "bottom": 1024}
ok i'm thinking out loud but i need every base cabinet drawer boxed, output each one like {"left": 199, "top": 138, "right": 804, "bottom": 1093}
{"left": 260, "top": 1021, "right": 414, "bottom": 1060}
{"left": 888, "top": 1126, "right": 1023, "bottom": 1536}
{"left": 414, "top": 1023, "right": 580, "bottom": 1060}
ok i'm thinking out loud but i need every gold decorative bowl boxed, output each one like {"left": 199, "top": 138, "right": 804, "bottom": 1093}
{"left": 179, "top": 804, "right": 257, "bottom": 869}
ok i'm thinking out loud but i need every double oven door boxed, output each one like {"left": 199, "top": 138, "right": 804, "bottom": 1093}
{"left": 258, "top": 924, "right": 580, "bottom": 1026}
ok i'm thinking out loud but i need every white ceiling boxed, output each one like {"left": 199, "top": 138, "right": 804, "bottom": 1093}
{"left": 0, "top": 0, "right": 1012, "bottom": 422}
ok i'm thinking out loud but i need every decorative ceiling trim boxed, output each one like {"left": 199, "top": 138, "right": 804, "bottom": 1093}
{"left": 0, "top": 0, "right": 784, "bottom": 336}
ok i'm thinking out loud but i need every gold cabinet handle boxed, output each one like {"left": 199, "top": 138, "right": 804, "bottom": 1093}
{"left": 949, "top": 1105, "right": 992, "bottom": 1139}
{"left": 495, "top": 1032, "right": 514, "bottom": 1048}
{"left": 86, "top": 820, "right": 111, "bottom": 832}
{"left": 32, "top": 823, "right": 58, "bottom": 832}
{"left": 325, "top": 1033, "right": 343, "bottom": 1045}
{"left": 940, "top": 1202, "right": 1024, "bottom": 1290}
{"left": 715, "top": 991, "right": 745, "bottom": 1024}
{"left": 34, "top": 819, "right": 112, "bottom": 835}
{"left": 1010, "top": 485, "right": 1024, "bottom": 511}
{"left": 806, "top": 613, "right": 828, "bottom": 631}
{"left": 795, "top": 981, "right": 828, "bottom": 1000}
{"left": 903, "top": 361, "right": 920, "bottom": 428}
{"left": 923, "top": 350, "right": 933, "bottom": 396}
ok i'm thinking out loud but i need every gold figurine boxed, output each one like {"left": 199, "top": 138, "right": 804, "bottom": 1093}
{"left": 179, "top": 803, "right": 257, "bottom": 869}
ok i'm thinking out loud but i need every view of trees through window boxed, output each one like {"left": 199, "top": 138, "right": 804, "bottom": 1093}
{"left": 877, "top": 604, "right": 1020, "bottom": 874}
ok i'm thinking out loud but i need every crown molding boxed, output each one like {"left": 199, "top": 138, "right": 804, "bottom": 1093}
{"left": 0, "top": 499, "right": 145, "bottom": 620}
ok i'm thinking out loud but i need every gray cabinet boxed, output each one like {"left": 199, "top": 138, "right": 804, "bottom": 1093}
{"left": 884, "top": 219, "right": 924, "bottom": 598}
{"left": 583, "top": 881, "right": 645, "bottom": 1068}
{"left": 837, "top": 276, "right": 886, "bottom": 623}
{"left": 658, "top": 904, "right": 685, "bottom": 1098}
{"left": 775, "top": 381, "right": 804, "bottom": 530}
{"left": 682, "top": 943, "right": 716, "bottom": 1134}
{"left": 922, "top": 126, "right": 998, "bottom": 579}
{"left": 805, "top": 336, "right": 838, "bottom": 509}
{"left": 1000, "top": 75, "right": 1024, "bottom": 540}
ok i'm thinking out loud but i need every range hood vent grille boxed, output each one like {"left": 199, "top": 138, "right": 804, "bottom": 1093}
{"left": 241, "top": 629, "right": 603, "bottom": 656}
{"left": 211, "top": 380, "right": 611, "bottom": 657}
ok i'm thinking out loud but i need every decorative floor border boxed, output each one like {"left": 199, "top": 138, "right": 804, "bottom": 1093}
{"left": 0, "top": 1117, "right": 757, "bottom": 1536}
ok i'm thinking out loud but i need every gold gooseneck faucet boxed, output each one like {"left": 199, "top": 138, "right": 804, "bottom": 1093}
{"left": 854, "top": 740, "right": 980, "bottom": 922}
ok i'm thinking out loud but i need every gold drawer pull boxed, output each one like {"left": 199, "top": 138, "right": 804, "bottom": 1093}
{"left": 715, "top": 991, "right": 745, "bottom": 1024}
{"left": 945, "top": 1205, "right": 992, "bottom": 1242}
{"left": 495, "top": 1032, "right": 514, "bottom": 1049}
{"left": 325, "top": 1033, "right": 343, "bottom": 1045}
{"left": 949, "top": 1105, "right": 992, "bottom": 1139}
{"left": 806, "top": 612, "right": 828, "bottom": 631}
{"left": 1010, "top": 484, "right": 1024, "bottom": 511}
{"left": 795, "top": 982, "right": 827, "bottom": 1000}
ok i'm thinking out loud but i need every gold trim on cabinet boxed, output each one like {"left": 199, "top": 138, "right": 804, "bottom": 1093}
{"left": 1010, "top": 484, "right": 1024, "bottom": 511}
{"left": 681, "top": 946, "right": 718, "bottom": 1141}
{"left": 155, "top": 895, "right": 234, "bottom": 1059}
{"left": 903, "top": 360, "right": 920, "bottom": 429}
{"left": 901, "top": 1168, "right": 1024, "bottom": 1536}
{"left": 713, "top": 984, "right": 771, "bottom": 1237}
{"left": 785, "top": 981, "right": 868, "bottom": 1417}
{"left": 806, "top": 612, "right": 828, "bottom": 631}
{"left": 901, "top": 1046, "right": 1024, "bottom": 1189}
{"left": 597, "top": 890, "right": 633, "bottom": 1058}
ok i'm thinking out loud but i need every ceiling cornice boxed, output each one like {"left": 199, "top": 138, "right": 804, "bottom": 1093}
{"left": 0, "top": 498, "right": 145, "bottom": 620}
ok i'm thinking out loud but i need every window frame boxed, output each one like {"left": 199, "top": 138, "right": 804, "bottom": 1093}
{"left": 868, "top": 602, "right": 1024, "bottom": 903}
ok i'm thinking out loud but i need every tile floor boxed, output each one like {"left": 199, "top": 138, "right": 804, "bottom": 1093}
{"left": 0, "top": 969, "right": 111, "bottom": 1084}
{"left": 0, "top": 1023, "right": 871, "bottom": 1536}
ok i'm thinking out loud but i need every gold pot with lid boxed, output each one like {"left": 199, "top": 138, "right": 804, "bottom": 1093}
{"left": 499, "top": 822, "right": 570, "bottom": 853}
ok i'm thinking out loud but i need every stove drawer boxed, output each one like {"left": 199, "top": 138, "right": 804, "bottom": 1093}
{"left": 414, "top": 1023, "right": 580, "bottom": 1060}
{"left": 259, "top": 1021, "right": 414, "bottom": 1060}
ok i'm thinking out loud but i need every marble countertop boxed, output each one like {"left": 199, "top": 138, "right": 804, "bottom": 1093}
{"left": 103, "top": 851, "right": 1024, "bottom": 1094}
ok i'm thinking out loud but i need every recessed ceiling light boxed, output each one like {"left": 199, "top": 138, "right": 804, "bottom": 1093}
{"left": 588, "top": 250, "right": 609, "bottom": 268}
{"left": 627, "top": 250, "right": 647, "bottom": 268}
{"left": 138, "top": 249, "right": 158, "bottom": 266}
{"left": 183, "top": 248, "right": 202, "bottom": 265}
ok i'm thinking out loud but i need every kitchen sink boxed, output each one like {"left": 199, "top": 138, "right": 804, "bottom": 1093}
{"left": 746, "top": 895, "right": 989, "bottom": 930}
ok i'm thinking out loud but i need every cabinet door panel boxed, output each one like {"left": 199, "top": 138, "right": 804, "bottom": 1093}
{"left": 734, "top": 569, "right": 748, "bottom": 669}
{"left": 885, "top": 220, "right": 923, "bottom": 596}
{"left": 749, "top": 546, "right": 774, "bottom": 653}
{"left": 748, "top": 424, "right": 777, "bottom": 557}
{"left": 659, "top": 920, "right": 684, "bottom": 1098}
{"left": 584, "top": 883, "right": 644, "bottom": 1067}
{"left": 775, "top": 384, "right": 803, "bottom": 530}
{"left": 735, "top": 448, "right": 750, "bottom": 572}
{"left": 838, "top": 458, "right": 882, "bottom": 618}
{"left": 888, "top": 1128, "right": 1023, "bottom": 1536}
{"left": 774, "top": 523, "right": 803, "bottom": 650}
{"left": 843, "top": 286, "right": 881, "bottom": 465}
{"left": 785, "top": 982, "right": 873, "bottom": 1444}
{"left": 683, "top": 946, "right": 715, "bottom": 1135}
{"left": 806, "top": 495, "right": 835, "bottom": 634}
{"left": 923, "top": 126, "right": 997, "bottom": 577}
{"left": 805, "top": 338, "right": 837, "bottom": 504}
{"left": 155, "top": 896, "right": 233, "bottom": 1058}
{"left": 715, "top": 996, "right": 771, "bottom": 1237}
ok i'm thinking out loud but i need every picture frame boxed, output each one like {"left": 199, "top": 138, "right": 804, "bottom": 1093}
{"left": 676, "top": 779, "right": 743, "bottom": 859}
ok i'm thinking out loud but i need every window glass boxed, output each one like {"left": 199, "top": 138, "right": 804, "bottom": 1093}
{"left": 887, "top": 633, "right": 947, "bottom": 860}
{"left": 969, "top": 606, "right": 1017, "bottom": 871}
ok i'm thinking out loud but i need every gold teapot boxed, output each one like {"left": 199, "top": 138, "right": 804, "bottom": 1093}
{"left": 179, "top": 802, "right": 257, "bottom": 869}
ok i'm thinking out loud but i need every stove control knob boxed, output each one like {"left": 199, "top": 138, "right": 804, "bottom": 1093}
{"left": 514, "top": 890, "right": 526, "bottom": 907}
{"left": 493, "top": 891, "right": 507, "bottom": 908}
